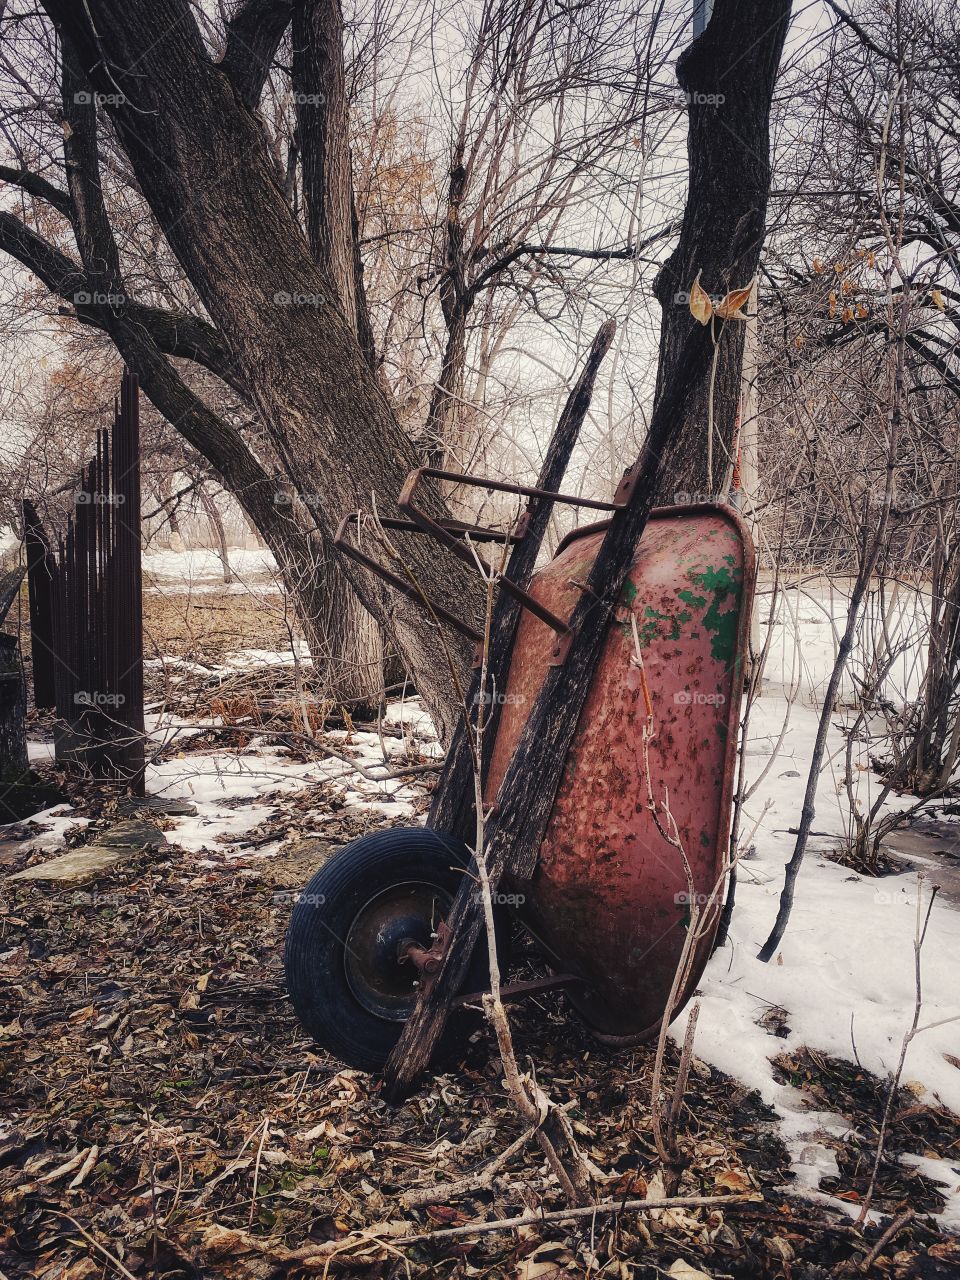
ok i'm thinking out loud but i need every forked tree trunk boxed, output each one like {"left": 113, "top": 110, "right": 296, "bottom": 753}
{"left": 43, "top": 0, "right": 484, "bottom": 741}
{"left": 290, "top": 0, "right": 392, "bottom": 703}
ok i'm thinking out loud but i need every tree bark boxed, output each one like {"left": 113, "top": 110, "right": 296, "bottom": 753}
{"left": 290, "top": 0, "right": 390, "bottom": 701}
{"left": 652, "top": 6, "right": 788, "bottom": 503}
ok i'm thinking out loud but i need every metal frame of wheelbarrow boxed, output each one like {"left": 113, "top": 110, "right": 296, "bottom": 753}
{"left": 334, "top": 463, "right": 640, "bottom": 653}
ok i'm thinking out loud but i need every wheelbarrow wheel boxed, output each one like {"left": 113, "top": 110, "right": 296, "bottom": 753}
{"left": 284, "top": 827, "right": 509, "bottom": 1072}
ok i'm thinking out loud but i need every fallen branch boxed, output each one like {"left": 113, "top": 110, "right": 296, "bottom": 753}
{"left": 859, "top": 1208, "right": 915, "bottom": 1271}
{"left": 395, "top": 1192, "right": 757, "bottom": 1244}
{"left": 203, "top": 1193, "right": 757, "bottom": 1268}
{"left": 400, "top": 1127, "right": 535, "bottom": 1207}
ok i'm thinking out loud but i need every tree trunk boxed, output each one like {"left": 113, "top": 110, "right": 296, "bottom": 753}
{"left": 290, "top": 0, "right": 392, "bottom": 701}
{"left": 44, "top": 0, "right": 483, "bottom": 740}
{"left": 652, "top": 10, "right": 786, "bottom": 504}
{"left": 197, "top": 482, "right": 234, "bottom": 584}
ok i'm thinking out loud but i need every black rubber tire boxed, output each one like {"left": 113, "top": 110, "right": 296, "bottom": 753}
{"left": 284, "top": 827, "right": 508, "bottom": 1072}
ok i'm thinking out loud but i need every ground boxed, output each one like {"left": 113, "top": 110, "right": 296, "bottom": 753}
{"left": 1, "top": 555, "right": 959, "bottom": 1277}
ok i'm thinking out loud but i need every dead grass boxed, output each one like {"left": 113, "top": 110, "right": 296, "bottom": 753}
{"left": 141, "top": 586, "right": 294, "bottom": 665}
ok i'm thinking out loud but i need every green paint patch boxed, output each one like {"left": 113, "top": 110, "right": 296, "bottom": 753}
{"left": 621, "top": 555, "right": 744, "bottom": 661}
{"left": 636, "top": 604, "right": 680, "bottom": 646}
{"left": 686, "top": 562, "right": 743, "bottom": 663}
{"left": 678, "top": 588, "right": 707, "bottom": 610}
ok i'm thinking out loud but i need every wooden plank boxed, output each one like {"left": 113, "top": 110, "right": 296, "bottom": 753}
{"left": 426, "top": 320, "right": 616, "bottom": 846}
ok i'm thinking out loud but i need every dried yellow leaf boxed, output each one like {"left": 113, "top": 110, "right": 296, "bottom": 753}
{"left": 715, "top": 280, "right": 754, "bottom": 320}
{"left": 932, "top": 288, "right": 946, "bottom": 310}
{"left": 688, "top": 271, "right": 713, "bottom": 325}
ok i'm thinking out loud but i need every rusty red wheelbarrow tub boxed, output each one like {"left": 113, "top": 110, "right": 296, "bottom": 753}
{"left": 487, "top": 505, "right": 754, "bottom": 1043}
{"left": 284, "top": 502, "right": 755, "bottom": 1070}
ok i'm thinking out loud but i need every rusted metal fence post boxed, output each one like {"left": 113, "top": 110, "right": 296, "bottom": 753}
{"left": 23, "top": 370, "right": 145, "bottom": 793}
{"left": 22, "top": 500, "right": 57, "bottom": 710}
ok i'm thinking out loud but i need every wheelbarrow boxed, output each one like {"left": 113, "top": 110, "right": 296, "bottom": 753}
{"left": 284, "top": 467, "right": 755, "bottom": 1072}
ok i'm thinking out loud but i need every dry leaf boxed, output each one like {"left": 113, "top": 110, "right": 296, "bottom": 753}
{"left": 766, "top": 1237, "right": 795, "bottom": 1262}
{"left": 668, "top": 1261, "right": 714, "bottom": 1279}
{"left": 517, "top": 1242, "right": 576, "bottom": 1279}
{"left": 932, "top": 288, "right": 946, "bottom": 310}
{"left": 689, "top": 271, "right": 713, "bottom": 325}
{"left": 715, "top": 281, "right": 753, "bottom": 320}
{"left": 714, "top": 1167, "right": 751, "bottom": 1192}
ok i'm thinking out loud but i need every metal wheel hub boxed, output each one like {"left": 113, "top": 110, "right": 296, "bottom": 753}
{"left": 344, "top": 881, "right": 452, "bottom": 1022}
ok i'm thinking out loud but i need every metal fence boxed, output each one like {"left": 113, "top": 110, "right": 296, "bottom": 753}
{"left": 24, "top": 370, "right": 145, "bottom": 792}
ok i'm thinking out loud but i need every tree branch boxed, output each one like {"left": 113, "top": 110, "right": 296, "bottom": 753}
{"left": 468, "top": 221, "right": 680, "bottom": 302}
{"left": 220, "top": 0, "right": 293, "bottom": 110}
{"left": 822, "top": 0, "right": 898, "bottom": 65}
{"left": 0, "top": 210, "right": 240, "bottom": 387}
{"left": 0, "top": 164, "right": 72, "bottom": 216}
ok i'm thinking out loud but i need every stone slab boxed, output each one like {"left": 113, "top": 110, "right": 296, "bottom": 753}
{"left": 10, "top": 844, "right": 131, "bottom": 883}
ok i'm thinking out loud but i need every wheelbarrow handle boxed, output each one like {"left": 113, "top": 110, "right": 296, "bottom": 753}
{"left": 334, "top": 512, "right": 485, "bottom": 645}
{"left": 336, "top": 462, "right": 638, "bottom": 648}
